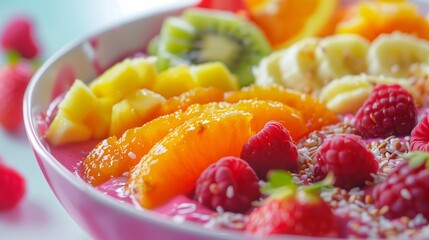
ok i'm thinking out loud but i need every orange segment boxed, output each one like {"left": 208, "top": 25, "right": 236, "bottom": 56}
{"left": 156, "top": 87, "right": 224, "bottom": 116}
{"left": 225, "top": 84, "right": 338, "bottom": 132}
{"left": 84, "top": 110, "right": 195, "bottom": 186}
{"left": 83, "top": 103, "right": 220, "bottom": 186}
{"left": 128, "top": 109, "right": 254, "bottom": 209}
{"left": 245, "top": 0, "right": 339, "bottom": 48}
{"left": 336, "top": 0, "right": 429, "bottom": 41}
{"left": 83, "top": 136, "right": 123, "bottom": 185}
{"left": 231, "top": 100, "right": 307, "bottom": 140}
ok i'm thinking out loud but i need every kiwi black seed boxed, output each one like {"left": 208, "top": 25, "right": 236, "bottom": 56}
{"left": 150, "top": 8, "right": 272, "bottom": 87}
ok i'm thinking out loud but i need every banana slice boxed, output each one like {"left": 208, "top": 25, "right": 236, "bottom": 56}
{"left": 316, "top": 34, "right": 370, "bottom": 83}
{"left": 253, "top": 49, "right": 286, "bottom": 86}
{"left": 255, "top": 38, "right": 321, "bottom": 93}
{"left": 319, "top": 74, "right": 422, "bottom": 114}
{"left": 278, "top": 37, "right": 322, "bottom": 93}
{"left": 367, "top": 32, "right": 429, "bottom": 78}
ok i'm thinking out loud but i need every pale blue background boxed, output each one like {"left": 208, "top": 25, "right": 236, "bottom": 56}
{"left": 0, "top": 1, "right": 193, "bottom": 239}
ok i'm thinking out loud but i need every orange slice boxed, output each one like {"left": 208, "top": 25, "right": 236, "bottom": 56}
{"left": 231, "top": 100, "right": 307, "bottom": 140}
{"left": 336, "top": 0, "right": 429, "bottom": 41}
{"left": 128, "top": 109, "right": 253, "bottom": 209}
{"left": 156, "top": 87, "right": 224, "bottom": 116}
{"left": 225, "top": 84, "right": 338, "bottom": 132}
{"left": 83, "top": 136, "right": 123, "bottom": 186}
{"left": 245, "top": 0, "right": 339, "bottom": 48}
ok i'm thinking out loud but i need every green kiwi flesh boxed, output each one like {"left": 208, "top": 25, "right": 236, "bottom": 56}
{"left": 151, "top": 8, "right": 272, "bottom": 87}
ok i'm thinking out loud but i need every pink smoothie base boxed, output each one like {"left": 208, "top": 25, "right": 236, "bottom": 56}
{"left": 46, "top": 138, "right": 217, "bottom": 226}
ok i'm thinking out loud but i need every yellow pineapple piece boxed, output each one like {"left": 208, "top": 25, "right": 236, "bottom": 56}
{"left": 109, "top": 89, "right": 166, "bottom": 136}
{"left": 90, "top": 58, "right": 157, "bottom": 101}
{"left": 191, "top": 62, "right": 239, "bottom": 91}
{"left": 131, "top": 58, "right": 157, "bottom": 89}
{"left": 45, "top": 110, "right": 92, "bottom": 146}
{"left": 84, "top": 98, "right": 115, "bottom": 139}
{"left": 58, "top": 80, "right": 97, "bottom": 122}
{"left": 153, "top": 65, "right": 197, "bottom": 98}
{"left": 110, "top": 100, "right": 142, "bottom": 137}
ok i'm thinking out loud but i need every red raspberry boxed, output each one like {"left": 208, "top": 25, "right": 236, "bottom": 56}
{"left": 1, "top": 17, "right": 40, "bottom": 59}
{"left": 0, "top": 161, "right": 26, "bottom": 210}
{"left": 0, "top": 62, "right": 33, "bottom": 131}
{"left": 245, "top": 171, "right": 340, "bottom": 237}
{"left": 354, "top": 84, "right": 417, "bottom": 139}
{"left": 411, "top": 114, "right": 429, "bottom": 152}
{"left": 241, "top": 121, "right": 298, "bottom": 180}
{"left": 194, "top": 156, "right": 260, "bottom": 213}
{"left": 373, "top": 152, "right": 429, "bottom": 219}
{"left": 314, "top": 133, "right": 379, "bottom": 189}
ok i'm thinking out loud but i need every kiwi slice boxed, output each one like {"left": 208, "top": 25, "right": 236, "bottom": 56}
{"left": 152, "top": 8, "right": 272, "bottom": 87}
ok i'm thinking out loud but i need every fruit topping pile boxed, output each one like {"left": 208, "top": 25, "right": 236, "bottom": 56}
{"left": 42, "top": 0, "right": 429, "bottom": 238}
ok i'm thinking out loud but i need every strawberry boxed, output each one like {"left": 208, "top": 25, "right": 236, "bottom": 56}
{"left": 241, "top": 121, "right": 298, "bottom": 180}
{"left": 245, "top": 171, "right": 340, "bottom": 237}
{"left": 411, "top": 114, "right": 429, "bottom": 152}
{"left": 354, "top": 84, "right": 417, "bottom": 139}
{"left": 1, "top": 17, "right": 40, "bottom": 59}
{"left": 0, "top": 62, "right": 33, "bottom": 131}
{"left": 0, "top": 160, "right": 26, "bottom": 210}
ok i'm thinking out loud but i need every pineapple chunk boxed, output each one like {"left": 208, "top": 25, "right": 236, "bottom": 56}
{"left": 84, "top": 98, "right": 115, "bottom": 139}
{"left": 45, "top": 110, "right": 92, "bottom": 146}
{"left": 131, "top": 58, "right": 157, "bottom": 89}
{"left": 90, "top": 58, "right": 157, "bottom": 101}
{"left": 191, "top": 62, "right": 239, "bottom": 91}
{"left": 153, "top": 65, "right": 197, "bottom": 98}
{"left": 110, "top": 100, "right": 143, "bottom": 137}
{"left": 58, "top": 80, "right": 97, "bottom": 122}
{"left": 109, "top": 89, "right": 166, "bottom": 136}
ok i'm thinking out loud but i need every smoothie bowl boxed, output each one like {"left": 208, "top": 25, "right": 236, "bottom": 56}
{"left": 23, "top": 0, "right": 429, "bottom": 239}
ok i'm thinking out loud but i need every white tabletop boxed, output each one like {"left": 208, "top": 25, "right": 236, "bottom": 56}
{"left": 0, "top": 1, "right": 194, "bottom": 239}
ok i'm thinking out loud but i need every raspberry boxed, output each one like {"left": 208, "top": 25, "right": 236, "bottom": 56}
{"left": 0, "top": 161, "right": 26, "bottom": 210}
{"left": 0, "top": 62, "right": 33, "bottom": 131}
{"left": 411, "top": 114, "right": 429, "bottom": 152}
{"left": 354, "top": 84, "right": 417, "bottom": 139}
{"left": 1, "top": 17, "right": 40, "bottom": 59}
{"left": 245, "top": 171, "right": 340, "bottom": 237}
{"left": 241, "top": 121, "right": 298, "bottom": 180}
{"left": 314, "top": 133, "right": 378, "bottom": 189}
{"left": 373, "top": 152, "right": 429, "bottom": 219}
{"left": 194, "top": 156, "right": 260, "bottom": 213}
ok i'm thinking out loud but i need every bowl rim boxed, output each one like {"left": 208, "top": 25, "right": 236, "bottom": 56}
{"left": 22, "top": 2, "right": 261, "bottom": 240}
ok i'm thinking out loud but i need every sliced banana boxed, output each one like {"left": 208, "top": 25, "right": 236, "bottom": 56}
{"left": 319, "top": 74, "right": 422, "bottom": 114}
{"left": 255, "top": 38, "right": 321, "bottom": 93}
{"left": 367, "top": 32, "right": 429, "bottom": 78}
{"left": 253, "top": 49, "right": 286, "bottom": 86}
{"left": 278, "top": 37, "right": 322, "bottom": 93}
{"left": 316, "top": 34, "right": 370, "bottom": 83}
